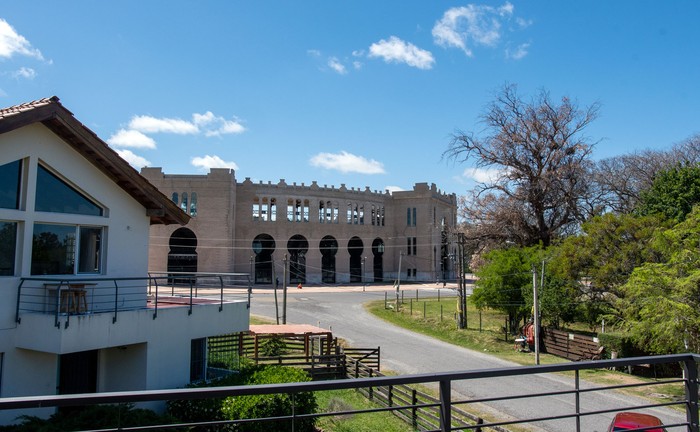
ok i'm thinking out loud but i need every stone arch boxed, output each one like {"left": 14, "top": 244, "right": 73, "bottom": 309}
{"left": 287, "top": 234, "right": 309, "bottom": 284}
{"left": 320, "top": 235, "right": 338, "bottom": 284}
{"left": 348, "top": 236, "right": 364, "bottom": 283}
{"left": 168, "top": 227, "right": 198, "bottom": 275}
{"left": 252, "top": 234, "right": 276, "bottom": 284}
{"left": 372, "top": 238, "right": 385, "bottom": 282}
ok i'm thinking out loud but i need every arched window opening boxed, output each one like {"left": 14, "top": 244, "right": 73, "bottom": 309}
{"left": 252, "top": 234, "right": 276, "bottom": 284}
{"left": 287, "top": 235, "right": 308, "bottom": 284}
{"left": 190, "top": 192, "right": 197, "bottom": 217}
{"left": 168, "top": 228, "right": 198, "bottom": 282}
{"left": 261, "top": 197, "right": 269, "bottom": 222}
{"left": 172, "top": 192, "right": 179, "bottom": 205}
{"left": 372, "top": 238, "right": 385, "bottom": 282}
{"left": 180, "top": 192, "right": 188, "bottom": 213}
{"left": 348, "top": 236, "right": 363, "bottom": 283}
{"left": 320, "top": 236, "right": 338, "bottom": 284}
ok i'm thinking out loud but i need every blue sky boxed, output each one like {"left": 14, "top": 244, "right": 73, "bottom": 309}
{"left": 1, "top": 2, "right": 698, "bottom": 195}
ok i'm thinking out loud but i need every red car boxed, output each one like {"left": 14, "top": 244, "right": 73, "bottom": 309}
{"left": 608, "top": 412, "right": 667, "bottom": 431}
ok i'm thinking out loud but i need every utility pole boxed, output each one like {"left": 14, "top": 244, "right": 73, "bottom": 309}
{"left": 396, "top": 252, "right": 403, "bottom": 311}
{"left": 282, "top": 253, "right": 288, "bottom": 324}
{"left": 271, "top": 254, "right": 279, "bottom": 324}
{"left": 532, "top": 266, "right": 540, "bottom": 365}
{"left": 457, "top": 232, "right": 467, "bottom": 329}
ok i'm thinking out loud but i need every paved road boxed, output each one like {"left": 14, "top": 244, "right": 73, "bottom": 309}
{"left": 244, "top": 284, "right": 687, "bottom": 432}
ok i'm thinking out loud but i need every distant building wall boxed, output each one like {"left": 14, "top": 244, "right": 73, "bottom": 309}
{"left": 142, "top": 168, "right": 459, "bottom": 285}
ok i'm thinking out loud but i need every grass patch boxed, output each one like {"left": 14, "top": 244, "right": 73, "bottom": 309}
{"left": 367, "top": 295, "right": 687, "bottom": 412}
{"left": 315, "top": 388, "right": 410, "bottom": 432}
{"left": 367, "top": 296, "right": 567, "bottom": 366}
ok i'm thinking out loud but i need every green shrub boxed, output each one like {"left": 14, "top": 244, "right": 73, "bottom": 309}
{"left": 597, "top": 332, "right": 643, "bottom": 359}
{"left": 166, "top": 369, "right": 252, "bottom": 431}
{"left": 260, "top": 336, "right": 287, "bottom": 357}
{"left": 221, "top": 366, "right": 317, "bottom": 432}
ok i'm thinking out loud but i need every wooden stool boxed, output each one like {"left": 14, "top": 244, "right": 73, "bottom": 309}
{"left": 60, "top": 289, "right": 88, "bottom": 314}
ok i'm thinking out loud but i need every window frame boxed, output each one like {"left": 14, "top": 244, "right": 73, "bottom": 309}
{"left": 31, "top": 222, "right": 104, "bottom": 276}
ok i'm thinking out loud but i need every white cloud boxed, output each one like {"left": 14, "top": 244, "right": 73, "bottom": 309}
{"left": 115, "top": 149, "right": 151, "bottom": 168}
{"left": 191, "top": 155, "right": 238, "bottom": 171}
{"left": 506, "top": 43, "right": 530, "bottom": 60}
{"left": 432, "top": 2, "right": 520, "bottom": 57}
{"left": 127, "top": 112, "right": 245, "bottom": 137}
{"left": 307, "top": 49, "right": 321, "bottom": 57}
{"left": 107, "top": 129, "right": 157, "bottom": 149}
{"left": 129, "top": 115, "right": 199, "bottom": 135}
{"left": 462, "top": 167, "right": 503, "bottom": 183}
{"left": 309, "top": 151, "right": 385, "bottom": 174}
{"left": 0, "top": 19, "right": 44, "bottom": 60}
{"left": 368, "top": 36, "right": 435, "bottom": 70}
{"left": 328, "top": 57, "right": 347, "bottom": 75}
{"left": 385, "top": 185, "right": 404, "bottom": 194}
{"left": 11, "top": 67, "right": 36, "bottom": 80}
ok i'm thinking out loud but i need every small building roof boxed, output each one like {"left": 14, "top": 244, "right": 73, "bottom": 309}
{"left": 0, "top": 97, "right": 189, "bottom": 225}
{"left": 248, "top": 324, "right": 331, "bottom": 336}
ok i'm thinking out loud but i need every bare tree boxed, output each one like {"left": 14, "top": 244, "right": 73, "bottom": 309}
{"left": 594, "top": 134, "right": 700, "bottom": 213}
{"left": 445, "top": 84, "right": 600, "bottom": 249}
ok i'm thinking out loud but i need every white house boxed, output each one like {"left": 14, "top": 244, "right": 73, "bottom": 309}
{"left": 0, "top": 97, "right": 250, "bottom": 423}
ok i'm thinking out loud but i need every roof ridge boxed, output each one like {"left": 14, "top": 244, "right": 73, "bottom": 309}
{"left": 0, "top": 96, "right": 59, "bottom": 119}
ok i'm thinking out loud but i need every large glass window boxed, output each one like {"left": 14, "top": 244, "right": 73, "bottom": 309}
{"left": 78, "top": 227, "right": 102, "bottom": 273}
{"left": 31, "top": 223, "right": 103, "bottom": 275}
{"left": 0, "top": 221, "right": 17, "bottom": 276}
{"left": 0, "top": 160, "right": 21, "bottom": 210}
{"left": 35, "top": 165, "right": 103, "bottom": 216}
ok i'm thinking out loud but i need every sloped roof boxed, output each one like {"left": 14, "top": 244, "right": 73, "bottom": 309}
{"left": 0, "top": 96, "right": 189, "bottom": 225}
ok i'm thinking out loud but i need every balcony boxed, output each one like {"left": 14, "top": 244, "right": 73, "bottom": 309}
{"left": 13, "top": 273, "right": 251, "bottom": 354}
{"left": 0, "top": 353, "right": 697, "bottom": 431}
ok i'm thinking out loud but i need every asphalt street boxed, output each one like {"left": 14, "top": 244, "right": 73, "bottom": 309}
{"left": 244, "top": 283, "right": 687, "bottom": 432}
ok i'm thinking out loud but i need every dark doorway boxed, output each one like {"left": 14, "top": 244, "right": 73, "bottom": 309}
{"left": 59, "top": 350, "right": 98, "bottom": 395}
{"left": 348, "top": 237, "right": 363, "bottom": 283}
{"left": 287, "top": 235, "right": 308, "bottom": 284}
{"left": 372, "top": 238, "right": 385, "bottom": 282}
{"left": 168, "top": 228, "right": 198, "bottom": 280}
{"left": 252, "top": 234, "right": 275, "bottom": 284}
{"left": 320, "top": 236, "right": 338, "bottom": 284}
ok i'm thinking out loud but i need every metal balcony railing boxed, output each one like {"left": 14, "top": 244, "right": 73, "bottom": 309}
{"left": 1, "top": 353, "right": 698, "bottom": 431}
{"left": 15, "top": 272, "right": 251, "bottom": 328}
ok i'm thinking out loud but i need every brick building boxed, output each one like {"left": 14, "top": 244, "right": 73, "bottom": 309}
{"left": 141, "top": 167, "right": 458, "bottom": 285}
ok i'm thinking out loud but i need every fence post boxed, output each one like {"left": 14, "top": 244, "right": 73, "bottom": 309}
{"left": 368, "top": 369, "right": 373, "bottom": 400}
{"left": 410, "top": 299, "right": 413, "bottom": 315}
{"left": 575, "top": 369, "right": 581, "bottom": 432}
{"left": 412, "top": 389, "right": 418, "bottom": 429}
{"left": 439, "top": 379, "right": 451, "bottom": 432}
{"left": 684, "top": 357, "right": 699, "bottom": 432}
{"left": 388, "top": 385, "right": 393, "bottom": 407}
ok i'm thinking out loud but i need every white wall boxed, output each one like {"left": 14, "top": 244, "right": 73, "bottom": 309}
{"left": 0, "top": 123, "right": 251, "bottom": 426}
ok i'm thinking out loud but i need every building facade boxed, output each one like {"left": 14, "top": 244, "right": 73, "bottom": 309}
{"left": 0, "top": 98, "right": 249, "bottom": 423}
{"left": 141, "top": 168, "right": 459, "bottom": 285}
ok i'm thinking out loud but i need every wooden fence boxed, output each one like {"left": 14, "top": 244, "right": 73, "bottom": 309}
{"left": 541, "top": 327, "right": 602, "bottom": 361}
{"left": 347, "top": 355, "right": 508, "bottom": 432}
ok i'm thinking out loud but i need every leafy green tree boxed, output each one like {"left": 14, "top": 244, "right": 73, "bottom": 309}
{"left": 618, "top": 207, "right": 700, "bottom": 354}
{"left": 636, "top": 164, "right": 700, "bottom": 222}
{"left": 550, "top": 212, "right": 666, "bottom": 329}
{"left": 472, "top": 246, "right": 541, "bottom": 333}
